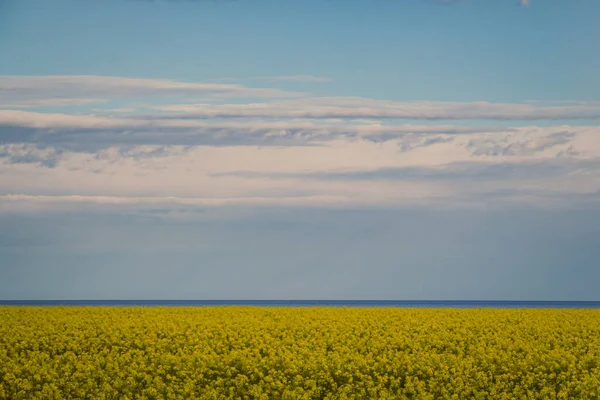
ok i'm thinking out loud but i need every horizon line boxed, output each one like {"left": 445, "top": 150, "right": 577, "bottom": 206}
{"left": 2, "top": 299, "right": 600, "bottom": 303}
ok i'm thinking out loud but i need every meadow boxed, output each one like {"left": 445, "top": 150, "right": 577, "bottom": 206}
{"left": 1, "top": 307, "right": 599, "bottom": 399}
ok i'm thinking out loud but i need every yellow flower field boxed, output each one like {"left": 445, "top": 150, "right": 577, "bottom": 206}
{"left": 1, "top": 307, "right": 599, "bottom": 399}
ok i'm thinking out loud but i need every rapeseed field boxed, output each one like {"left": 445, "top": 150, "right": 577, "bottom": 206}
{"left": 1, "top": 307, "right": 599, "bottom": 399}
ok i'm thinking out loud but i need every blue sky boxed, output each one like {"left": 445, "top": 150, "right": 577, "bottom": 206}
{"left": 1, "top": 0, "right": 599, "bottom": 300}
{"left": 2, "top": 0, "right": 600, "bottom": 102}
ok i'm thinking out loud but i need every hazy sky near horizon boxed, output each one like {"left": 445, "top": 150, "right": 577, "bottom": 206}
{"left": 1, "top": 0, "right": 600, "bottom": 300}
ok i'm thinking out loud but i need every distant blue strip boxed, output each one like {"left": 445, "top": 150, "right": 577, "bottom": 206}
{"left": 1, "top": 300, "right": 600, "bottom": 308}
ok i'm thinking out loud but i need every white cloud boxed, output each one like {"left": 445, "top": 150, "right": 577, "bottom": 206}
{"left": 2, "top": 74, "right": 600, "bottom": 213}
{"left": 254, "top": 75, "right": 332, "bottom": 83}
{"left": 0, "top": 109, "right": 516, "bottom": 150}
{"left": 0, "top": 109, "right": 132, "bottom": 129}
{"left": 1, "top": 125, "right": 600, "bottom": 212}
{"left": 0, "top": 194, "right": 352, "bottom": 207}
{"left": 0, "top": 75, "right": 304, "bottom": 108}
{"left": 92, "top": 108, "right": 136, "bottom": 113}
{"left": 0, "top": 108, "right": 499, "bottom": 132}
{"left": 159, "top": 97, "right": 600, "bottom": 120}
{"left": 3, "top": 75, "right": 600, "bottom": 121}
{"left": 1, "top": 98, "right": 107, "bottom": 108}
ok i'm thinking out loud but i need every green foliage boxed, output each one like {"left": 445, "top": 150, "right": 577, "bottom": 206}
{"left": 1, "top": 307, "right": 599, "bottom": 399}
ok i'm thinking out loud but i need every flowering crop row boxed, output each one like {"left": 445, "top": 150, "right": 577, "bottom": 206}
{"left": 1, "top": 307, "right": 599, "bottom": 399}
